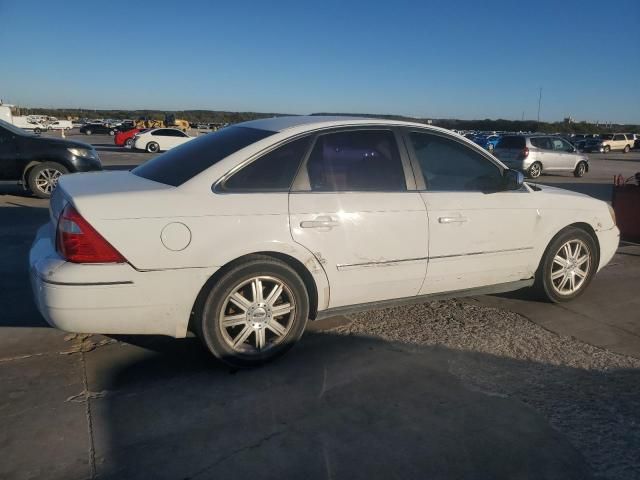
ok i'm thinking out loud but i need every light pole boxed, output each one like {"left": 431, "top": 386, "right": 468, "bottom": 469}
{"left": 537, "top": 87, "right": 542, "bottom": 124}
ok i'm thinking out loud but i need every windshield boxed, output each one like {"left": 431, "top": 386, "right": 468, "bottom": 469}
{"left": 0, "top": 118, "right": 32, "bottom": 136}
{"left": 132, "top": 126, "right": 276, "bottom": 186}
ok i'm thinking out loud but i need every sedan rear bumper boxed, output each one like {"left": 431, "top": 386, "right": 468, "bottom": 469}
{"left": 29, "top": 224, "right": 216, "bottom": 338}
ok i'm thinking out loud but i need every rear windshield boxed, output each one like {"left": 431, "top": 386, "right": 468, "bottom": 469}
{"left": 133, "top": 126, "right": 275, "bottom": 186}
{"left": 496, "top": 136, "right": 525, "bottom": 149}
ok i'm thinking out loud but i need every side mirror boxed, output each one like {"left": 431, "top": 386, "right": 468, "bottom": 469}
{"left": 503, "top": 168, "right": 524, "bottom": 190}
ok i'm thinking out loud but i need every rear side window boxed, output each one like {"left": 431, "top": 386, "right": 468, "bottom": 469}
{"left": 496, "top": 136, "right": 525, "bottom": 149}
{"left": 222, "top": 136, "right": 311, "bottom": 191}
{"left": 530, "top": 137, "right": 552, "bottom": 149}
{"left": 133, "top": 126, "right": 275, "bottom": 186}
{"left": 613, "top": 134, "right": 624, "bottom": 141}
{"left": 306, "top": 130, "right": 406, "bottom": 191}
{"left": 409, "top": 132, "right": 502, "bottom": 192}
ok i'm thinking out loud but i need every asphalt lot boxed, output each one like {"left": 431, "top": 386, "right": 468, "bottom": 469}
{"left": 1, "top": 131, "right": 639, "bottom": 479}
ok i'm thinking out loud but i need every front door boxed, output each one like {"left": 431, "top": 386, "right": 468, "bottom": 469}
{"left": 289, "top": 128, "right": 428, "bottom": 308}
{"left": 404, "top": 129, "right": 539, "bottom": 294}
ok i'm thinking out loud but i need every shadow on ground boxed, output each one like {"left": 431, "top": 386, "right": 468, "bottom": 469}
{"left": 65, "top": 331, "right": 638, "bottom": 480}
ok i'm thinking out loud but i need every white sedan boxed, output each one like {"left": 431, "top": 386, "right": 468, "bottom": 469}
{"left": 30, "top": 116, "right": 619, "bottom": 367}
{"left": 132, "top": 127, "right": 194, "bottom": 153}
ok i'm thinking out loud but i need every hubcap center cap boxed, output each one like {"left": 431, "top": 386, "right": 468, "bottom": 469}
{"left": 247, "top": 305, "right": 271, "bottom": 328}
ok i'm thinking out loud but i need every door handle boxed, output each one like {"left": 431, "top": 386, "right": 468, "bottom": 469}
{"left": 438, "top": 216, "right": 468, "bottom": 224}
{"left": 300, "top": 216, "right": 340, "bottom": 229}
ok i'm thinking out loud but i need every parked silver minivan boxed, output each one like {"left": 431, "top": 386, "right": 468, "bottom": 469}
{"left": 493, "top": 134, "right": 589, "bottom": 178}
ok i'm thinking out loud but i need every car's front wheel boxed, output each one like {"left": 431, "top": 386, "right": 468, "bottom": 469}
{"left": 27, "top": 162, "right": 68, "bottom": 199}
{"left": 535, "top": 227, "right": 598, "bottom": 303}
{"left": 603, "top": 145, "right": 610, "bottom": 153}
{"left": 197, "top": 256, "right": 309, "bottom": 367}
{"left": 125, "top": 138, "right": 133, "bottom": 147}
{"left": 573, "top": 161, "right": 587, "bottom": 177}
{"left": 527, "top": 162, "right": 542, "bottom": 178}
{"left": 146, "top": 142, "right": 160, "bottom": 153}
{"left": 109, "top": 130, "right": 116, "bottom": 136}
{"left": 84, "top": 129, "right": 92, "bottom": 135}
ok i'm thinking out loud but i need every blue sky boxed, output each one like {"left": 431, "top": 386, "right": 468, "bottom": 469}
{"left": 1, "top": 0, "right": 639, "bottom": 122}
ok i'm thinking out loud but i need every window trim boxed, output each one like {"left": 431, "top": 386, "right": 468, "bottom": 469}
{"left": 290, "top": 126, "right": 416, "bottom": 193}
{"left": 401, "top": 127, "right": 507, "bottom": 193}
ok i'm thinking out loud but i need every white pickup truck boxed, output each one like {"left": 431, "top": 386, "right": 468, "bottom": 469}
{"left": 0, "top": 104, "right": 49, "bottom": 133}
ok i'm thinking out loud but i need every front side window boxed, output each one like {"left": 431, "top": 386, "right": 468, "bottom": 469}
{"left": 306, "top": 130, "right": 406, "bottom": 191}
{"left": 222, "top": 136, "right": 311, "bottom": 191}
{"left": 409, "top": 132, "right": 502, "bottom": 192}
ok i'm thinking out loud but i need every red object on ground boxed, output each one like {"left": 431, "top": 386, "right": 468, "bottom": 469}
{"left": 114, "top": 128, "right": 140, "bottom": 146}
{"left": 612, "top": 173, "right": 640, "bottom": 243}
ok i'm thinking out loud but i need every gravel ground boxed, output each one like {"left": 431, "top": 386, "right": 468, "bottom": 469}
{"left": 335, "top": 300, "right": 640, "bottom": 480}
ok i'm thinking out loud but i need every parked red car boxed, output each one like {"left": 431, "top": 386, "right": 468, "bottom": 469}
{"left": 114, "top": 128, "right": 142, "bottom": 147}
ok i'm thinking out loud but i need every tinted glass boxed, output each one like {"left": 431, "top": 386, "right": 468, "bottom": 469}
{"left": 613, "top": 134, "right": 624, "bottom": 141}
{"left": 409, "top": 132, "right": 502, "bottom": 191}
{"left": 223, "top": 136, "right": 311, "bottom": 191}
{"left": 551, "top": 138, "right": 565, "bottom": 150}
{"left": 601, "top": 134, "right": 614, "bottom": 140}
{"left": 306, "top": 130, "right": 405, "bottom": 191}
{"left": 530, "top": 137, "right": 552, "bottom": 149}
{"left": 152, "top": 129, "right": 168, "bottom": 136}
{"left": 133, "top": 126, "right": 275, "bottom": 186}
{"left": 496, "top": 136, "right": 525, "bottom": 149}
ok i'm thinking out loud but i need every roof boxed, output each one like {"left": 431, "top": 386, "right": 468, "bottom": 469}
{"left": 240, "top": 115, "right": 430, "bottom": 133}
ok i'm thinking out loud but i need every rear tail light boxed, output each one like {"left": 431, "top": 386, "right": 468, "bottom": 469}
{"left": 518, "top": 147, "right": 529, "bottom": 160}
{"left": 56, "top": 204, "right": 126, "bottom": 263}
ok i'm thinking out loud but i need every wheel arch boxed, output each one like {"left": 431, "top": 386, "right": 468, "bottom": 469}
{"left": 536, "top": 222, "right": 600, "bottom": 276}
{"left": 21, "top": 159, "right": 72, "bottom": 185}
{"left": 187, "top": 251, "right": 324, "bottom": 336}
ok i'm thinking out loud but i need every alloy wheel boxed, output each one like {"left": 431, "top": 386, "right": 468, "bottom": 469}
{"left": 218, "top": 276, "right": 295, "bottom": 355}
{"left": 35, "top": 168, "right": 62, "bottom": 195}
{"left": 529, "top": 163, "right": 541, "bottom": 178}
{"left": 550, "top": 239, "right": 591, "bottom": 295}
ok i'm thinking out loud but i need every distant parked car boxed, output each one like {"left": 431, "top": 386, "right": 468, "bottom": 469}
{"left": 0, "top": 119, "right": 102, "bottom": 198}
{"left": 581, "top": 138, "right": 606, "bottom": 153}
{"left": 132, "top": 128, "right": 194, "bottom": 153}
{"left": 494, "top": 134, "right": 589, "bottom": 178}
{"left": 475, "top": 135, "right": 501, "bottom": 152}
{"left": 599, "top": 133, "right": 634, "bottom": 153}
{"left": 79, "top": 123, "right": 117, "bottom": 136}
{"left": 114, "top": 128, "right": 144, "bottom": 147}
{"left": 48, "top": 120, "right": 73, "bottom": 131}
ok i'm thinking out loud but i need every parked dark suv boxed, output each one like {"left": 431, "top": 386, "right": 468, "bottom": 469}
{"left": 0, "top": 119, "right": 102, "bottom": 198}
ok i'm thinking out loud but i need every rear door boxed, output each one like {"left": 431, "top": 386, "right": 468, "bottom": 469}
{"left": 404, "top": 129, "right": 538, "bottom": 294}
{"left": 549, "top": 137, "right": 575, "bottom": 170}
{"left": 289, "top": 128, "right": 428, "bottom": 308}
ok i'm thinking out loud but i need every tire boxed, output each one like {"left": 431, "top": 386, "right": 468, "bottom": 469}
{"left": 527, "top": 162, "right": 542, "bottom": 178}
{"left": 534, "top": 227, "right": 598, "bottom": 303}
{"left": 27, "top": 162, "right": 68, "bottom": 199}
{"left": 603, "top": 145, "right": 610, "bottom": 153}
{"left": 146, "top": 142, "right": 160, "bottom": 153}
{"left": 197, "top": 256, "right": 310, "bottom": 368}
{"left": 84, "top": 129, "right": 92, "bottom": 135}
{"left": 623, "top": 145, "right": 630, "bottom": 153}
{"left": 109, "top": 130, "right": 116, "bottom": 136}
{"left": 34, "top": 128, "right": 42, "bottom": 134}
{"left": 573, "top": 161, "right": 587, "bottom": 177}
{"left": 125, "top": 138, "right": 133, "bottom": 147}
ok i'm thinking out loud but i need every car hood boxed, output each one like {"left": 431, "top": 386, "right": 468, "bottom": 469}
{"left": 35, "top": 136, "right": 94, "bottom": 150}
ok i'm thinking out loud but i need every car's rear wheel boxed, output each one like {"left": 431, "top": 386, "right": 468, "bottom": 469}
{"left": 109, "top": 130, "right": 116, "bottom": 136}
{"left": 197, "top": 256, "right": 309, "bottom": 368}
{"left": 527, "top": 162, "right": 542, "bottom": 178}
{"left": 125, "top": 138, "right": 133, "bottom": 147}
{"left": 146, "top": 142, "right": 160, "bottom": 153}
{"left": 535, "top": 227, "right": 597, "bottom": 303}
{"left": 27, "top": 162, "right": 68, "bottom": 199}
{"left": 573, "top": 161, "right": 587, "bottom": 177}
{"left": 623, "top": 145, "right": 630, "bottom": 153}
{"left": 34, "top": 128, "right": 42, "bottom": 134}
